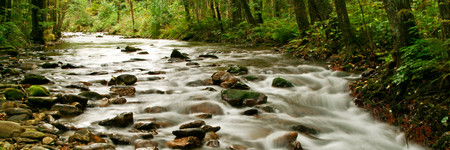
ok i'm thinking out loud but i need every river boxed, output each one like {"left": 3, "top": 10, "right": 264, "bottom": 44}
{"left": 36, "top": 33, "right": 424, "bottom": 150}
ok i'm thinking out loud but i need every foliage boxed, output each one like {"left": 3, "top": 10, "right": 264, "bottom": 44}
{"left": 0, "top": 22, "right": 29, "bottom": 48}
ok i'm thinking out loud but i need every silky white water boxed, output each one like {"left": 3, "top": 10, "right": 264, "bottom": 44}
{"left": 34, "top": 33, "right": 424, "bottom": 150}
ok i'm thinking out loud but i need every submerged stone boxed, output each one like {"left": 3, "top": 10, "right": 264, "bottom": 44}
{"left": 170, "top": 49, "right": 189, "bottom": 59}
{"left": 221, "top": 89, "right": 267, "bottom": 107}
{"left": 20, "top": 73, "right": 51, "bottom": 85}
{"left": 272, "top": 77, "right": 294, "bottom": 88}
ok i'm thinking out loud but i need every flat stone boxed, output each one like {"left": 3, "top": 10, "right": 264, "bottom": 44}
{"left": 167, "top": 136, "right": 201, "bottom": 149}
{"left": 69, "top": 129, "right": 92, "bottom": 143}
{"left": 172, "top": 128, "right": 206, "bottom": 140}
{"left": 0, "top": 121, "right": 25, "bottom": 138}
{"left": 99, "top": 112, "right": 134, "bottom": 127}
{"left": 20, "top": 131, "right": 46, "bottom": 140}
{"left": 179, "top": 120, "right": 205, "bottom": 129}
{"left": 110, "top": 86, "right": 136, "bottom": 96}
{"left": 51, "top": 104, "right": 83, "bottom": 116}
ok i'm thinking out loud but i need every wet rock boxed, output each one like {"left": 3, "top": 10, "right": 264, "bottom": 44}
{"left": 57, "top": 94, "right": 88, "bottom": 108}
{"left": 8, "top": 114, "right": 30, "bottom": 121}
{"left": 14, "top": 137, "right": 38, "bottom": 143}
{"left": 186, "top": 80, "right": 212, "bottom": 87}
{"left": 39, "top": 123, "right": 59, "bottom": 134}
{"left": 42, "top": 137, "right": 55, "bottom": 145}
{"left": 172, "top": 128, "right": 206, "bottom": 140}
{"left": 114, "top": 74, "right": 138, "bottom": 85}
{"left": 230, "top": 82, "right": 250, "bottom": 90}
{"left": 51, "top": 121, "right": 77, "bottom": 131}
{"left": 189, "top": 102, "right": 224, "bottom": 115}
{"left": 50, "top": 104, "right": 83, "bottom": 116}
{"left": 99, "top": 112, "right": 134, "bottom": 127}
{"left": 3, "top": 88, "right": 26, "bottom": 100}
{"left": 167, "top": 136, "right": 202, "bottom": 149}
{"left": 202, "top": 125, "right": 220, "bottom": 132}
{"left": 108, "top": 133, "right": 134, "bottom": 145}
{"left": 0, "top": 121, "right": 26, "bottom": 137}
{"left": 28, "top": 85, "right": 50, "bottom": 96}
{"left": 21, "top": 62, "right": 38, "bottom": 70}
{"left": 206, "top": 140, "right": 220, "bottom": 148}
{"left": 144, "top": 106, "right": 168, "bottom": 113}
{"left": 134, "top": 122, "right": 157, "bottom": 131}
{"left": 110, "top": 86, "right": 136, "bottom": 96}
{"left": 199, "top": 54, "right": 219, "bottom": 59}
{"left": 179, "top": 120, "right": 205, "bottom": 129}
{"left": 69, "top": 129, "right": 92, "bottom": 143}
{"left": 4, "top": 108, "right": 32, "bottom": 117}
{"left": 1, "top": 68, "right": 21, "bottom": 76}
{"left": 44, "top": 111, "right": 62, "bottom": 120}
{"left": 291, "top": 141, "right": 304, "bottom": 150}
{"left": 242, "top": 109, "right": 258, "bottom": 116}
{"left": 73, "top": 143, "right": 116, "bottom": 150}
{"left": 0, "top": 47, "right": 19, "bottom": 57}
{"left": 227, "top": 66, "right": 248, "bottom": 75}
{"left": 202, "top": 87, "right": 217, "bottom": 91}
{"left": 195, "top": 113, "right": 212, "bottom": 119}
{"left": 203, "top": 131, "right": 219, "bottom": 142}
{"left": 221, "top": 89, "right": 267, "bottom": 107}
{"left": 186, "top": 62, "right": 200, "bottom": 66}
{"left": 42, "top": 63, "right": 59, "bottom": 69}
{"left": 61, "top": 63, "right": 81, "bottom": 69}
{"left": 273, "top": 132, "right": 298, "bottom": 148}
{"left": 147, "top": 71, "right": 166, "bottom": 75}
{"left": 66, "top": 83, "right": 90, "bottom": 91}
{"left": 292, "top": 125, "right": 319, "bottom": 135}
{"left": 20, "top": 130, "right": 46, "bottom": 140}
{"left": 110, "top": 97, "right": 127, "bottom": 104}
{"left": 147, "top": 76, "right": 164, "bottom": 81}
{"left": 227, "top": 144, "right": 247, "bottom": 150}
{"left": 121, "top": 46, "right": 142, "bottom": 52}
{"left": 255, "top": 105, "right": 275, "bottom": 113}
{"left": 138, "top": 51, "right": 149, "bottom": 55}
{"left": 272, "top": 77, "right": 294, "bottom": 88}
{"left": 78, "top": 91, "right": 104, "bottom": 100}
{"left": 211, "top": 71, "right": 234, "bottom": 85}
{"left": 135, "top": 139, "right": 159, "bottom": 149}
{"left": 88, "top": 98, "right": 110, "bottom": 107}
{"left": 170, "top": 49, "right": 189, "bottom": 60}
{"left": 242, "top": 75, "right": 265, "bottom": 81}
{"left": 189, "top": 95, "right": 208, "bottom": 100}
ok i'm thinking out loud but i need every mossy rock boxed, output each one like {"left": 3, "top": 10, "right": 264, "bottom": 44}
{"left": 221, "top": 89, "right": 267, "bottom": 107}
{"left": 1, "top": 68, "right": 21, "bottom": 76}
{"left": 0, "top": 47, "right": 19, "bottom": 57}
{"left": 4, "top": 88, "right": 26, "bottom": 100}
{"left": 170, "top": 49, "right": 189, "bottom": 59}
{"left": 20, "top": 74, "right": 51, "bottom": 85}
{"left": 227, "top": 66, "right": 248, "bottom": 75}
{"left": 28, "top": 85, "right": 50, "bottom": 96}
{"left": 272, "top": 77, "right": 294, "bottom": 88}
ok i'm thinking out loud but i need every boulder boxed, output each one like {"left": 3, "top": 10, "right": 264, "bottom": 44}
{"left": 179, "top": 120, "right": 205, "bottom": 129}
{"left": 108, "top": 133, "right": 134, "bottom": 145}
{"left": 199, "top": 54, "right": 219, "bottom": 59}
{"left": 144, "top": 106, "right": 168, "bottom": 113}
{"left": 202, "top": 125, "right": 220, "bottom": 133}
{"left": 242, "top": 109, "right": 259, "bottom": 116}
{"left": 99, "top": 112, "right": 133, "bottom": 127}
{"left": 28, "top": 85, "right": 50, "bottom": 96}
{"left": 273, "top": 132, "right": 298, "bottom": 148}
{"left": 211, "top": 71, "right": 249, "bottom": 89}
{"left": 41, "top": 63, "right": 59, "bottom": 69}
{"left": 189, "top": 102, "right": 224, "bottom": 115}
{"left": 167, "top": 136, "right": 202, "bottom": 149}
{"left": 147, "top": 71, "right": 166, "bottom": 75}
{"left": 78, "top": 91, "right": 104, "bottom": 100}
{"left": 195, "top": 113, "right": 212, "bottom": 119}
{"left": 0, "top": 121, "right": 25, "bottom": 138}
{"left": 272, "top": 77, "right": 294, "bottom": 88}
{"left": 170, "top": 49, "right": 189, "bottom": 60}
{"left": 172, "top": 128, "right": 206, "bottom": 140}
{"left": 51, "top": 104, "right": 83, "bottom": 116}
{"left": 61, "top": 63, "right": 81, "bottom": 69}
{"left": 186, "top": 62, "right": 200, "bottom": 66}
{"left": 110, "top": 86, "right": 136, "bottom": 96}
{"left": 110, "top": 97, "right": 127, "bottom": 104}
{"left": 137, "top": 51, "right": 149, "bottom": 55}
{"left": 242, "top": 75, "right": 265, "bottom": 81}
{"left": 57, "top": 94, "right": 88, "bottom": 108}
{"left": 121, "top": 46, "right": 141, "bottom": 52}
{"left": 42, "top": 137, "right": 55, "bottom": 145}
{"left": 8, "top": 114, "right": 30, "bottom": 121}
{"left": 21, "top": 62, "right": 38, "bottom": 70}
{"left": 292, "top": 125, "right": 319, "bottom": 135}
{"left": 3, "top": 88, "right": 26, "bottom": 100}
{"left": 20, "top": 73, "right": 51, "bottom": 85}
{"left": 206, "top": 140, "right": 220, "bottom": 148}
{"left": 1, "top": 68, "right": 21, "bottom": 76}
{"left": 113, "top": 74, "right": 137, "bottom": 85}
{"left": 69, "top": 129, "right": 92, "bottom": 143}
{"left": 135, "top": 139, "right": 158, "bottom": 149}
{"left": 134, "top": 122, "right": 157, "bottom": 131}
{"left": 20, "top": 130, "right": 46, "bottom": 140}
{"left": 227, "top": 66, "right": 248, "bottom": 75}
{"left": 221, "top": 89, "right": 267, "bottom": 107}
{"left": 4, "top": 108, "right": 32, "bottom": 117}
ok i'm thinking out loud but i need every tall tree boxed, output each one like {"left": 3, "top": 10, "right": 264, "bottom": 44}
{"left": 183, "top": 0, "right": 191, "bottom": 22}
{"left": 239, "top": 0, "right": 257, "bottom": 26}
{"left": 31, "top": 0, "right": 45, "bottom": 44}
{"left": 215, "top": 0, "right": 223, "bottom": 31}
{"left": 117, "top": 0, "right": 121, "bottom": 23}
{"left": 438, "top": 0, "right": 449, "bottom": 39}
{"left": 382, "top": 0, "right": 420, "bottom": 64}
{"left": 273, "top": 0, "right": 280, "bottom": 17}
{"left": 5, "top": 0, "right": 11, "bottom": 22}
{"left": 210, "top": 0, "right": 216, "bottom": 19}
{"left": 293, "top": 0, "right": 309, "bottom": 35}
{"left": 0, "top": 0, "right": 5, "bottom": 22}
{"left": 334, "top": 0, "right": 357, "bottom": 48}
{"left": 128, "top": 0, "right": 135, "bottom": 29}
{"left": 308, "top": 0, "right": 332, "bottom": 24}
{"left": 53, "top": 0, "right": 69, "bottom": 39}
{"left": 230, "top": 0, "right": 242, "bottom": 26}
{"left": 253, "top": 0, "right": 263, "bottom": 24}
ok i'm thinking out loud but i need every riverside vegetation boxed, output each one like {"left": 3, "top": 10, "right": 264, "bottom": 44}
{"left": 0, "top": 0, "right": 449, "bottom": 149}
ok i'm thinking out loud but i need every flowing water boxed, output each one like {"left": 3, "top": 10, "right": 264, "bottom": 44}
{"left": 37, "top": 33, "right": 424, "bottom": 150}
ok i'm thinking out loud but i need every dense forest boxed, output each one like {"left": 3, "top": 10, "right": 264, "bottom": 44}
{"left": 0, "top": 0, "right": 449, "bottom": 149}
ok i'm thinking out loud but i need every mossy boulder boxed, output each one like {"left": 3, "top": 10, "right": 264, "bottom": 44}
{"left": 4, "top": 88, "right": 26, "bottom": 100}
{"left": 28, "top": 85, "right": 50, "bottom": 96}
{"left": 272, "top": 77, "right": 294, "bottom": 88}
{"left": 227, "top": 66, "right": 248, "bottom": 75}
{"left": 221, "top": 89, "right": 267, "bottom": 107}
{"left": 20, "top": 73, "right": 51, "bottom": 85}
{"left": 1, "top": 68, "right": 21, "bottom": 76}
{"left": 170, "top": 49, "right": 189, "bottom": 59}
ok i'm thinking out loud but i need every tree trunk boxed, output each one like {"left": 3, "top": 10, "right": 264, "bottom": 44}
{"left": 239, "top": 0, "right": 257, "bottom": 26}
{"left": 0, "top": 0, "right": 5, "bottom": 22}
{"left": 334, "top": 0, "right": 358, "bottom": 58}
{"left": 117, "top": 0, "right": 121, "bottom": 23}
{"left": 438, "top": 0, "right": 450, "bottom": 39}
{"left": 54, "top": 0, "right": 68, "bottom": 39}
{"left": 128, "top": 0, "right": 135, "bottom": 29}
{"left": 183, "top": 0, "right": 191, "bottom": 22}
{"left": 273, "top": 0, "right": 280, "bottom": 17}
{"left": 210, "top": 0, "right": 216, "bottom": 19}
{"left": 230, "top": 0, "right": 242, "bottom": 26}
{"left": 253, "top": 0, "right": 263, "bottom": 24}
{"left": 215, "top": 0, "right": 223, "bottom": 31}
{"left": 382, "top": 0, "right": 420, "bottom": 65}
{"left": 293, "top": 0, "right": 309, "bottom": 35}
{"left": 308, "top": 0, "right": 331, "bottom": 23}
{"left": 5, "top": 0, "right": 11, "bottom": 22}
{"left": 31, "top": 0, "right": 45, "bottom": 44}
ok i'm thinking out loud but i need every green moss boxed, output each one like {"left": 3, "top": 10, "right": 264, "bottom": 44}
{"left": 1, "top": 68, "right": 21, "bottom": 75}
{"left": 4, "top": 88, "right": 26, "bottom": 100}
{"left": 227, "top": 66, "right": 248, "bottom": 75}
{"left": 272, "top": 77, "right": 294, "bottom": 88}
{"left": 222, "top": 89, "right": 261, "bottom": 100}
{"left": 28, "top": 85, "right": 50, "bottom": 96}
